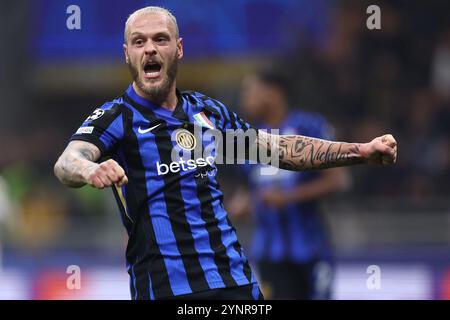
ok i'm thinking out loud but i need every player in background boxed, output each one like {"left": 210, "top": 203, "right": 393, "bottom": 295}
{"left": 229, "top": 71, "right": 351, "bottom": 299}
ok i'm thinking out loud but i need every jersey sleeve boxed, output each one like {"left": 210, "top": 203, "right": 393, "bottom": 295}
{"left": 70, "top": 102, "right": 124, "bottom": 157}
{"left": 222, "top": 108, "right": 254, "bottom": 132}
{"left": 194, "top": 94, "right": 254, "bottom": 132}
{"left": 195, "top": 94, "right": 257, "bottom": 162}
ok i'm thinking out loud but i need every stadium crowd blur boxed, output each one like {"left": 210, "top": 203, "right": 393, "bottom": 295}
{"left": 0, "top": 0, "right": 449, "bottom": 299}
{"left": 280, "top": 1, "right": 450, "bottom": 199}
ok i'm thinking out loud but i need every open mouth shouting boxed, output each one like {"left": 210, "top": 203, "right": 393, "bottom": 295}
{"left": 143, "top": 60, "right": 162, "bottom": 79}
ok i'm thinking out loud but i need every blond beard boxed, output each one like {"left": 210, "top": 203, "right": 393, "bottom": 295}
{"left": 127, "top": 53, "right": 178, "bottom": 104}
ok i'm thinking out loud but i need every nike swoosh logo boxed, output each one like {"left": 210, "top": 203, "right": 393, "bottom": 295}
{"left": 138, "top": 123, "right": 162, "bottom": 134}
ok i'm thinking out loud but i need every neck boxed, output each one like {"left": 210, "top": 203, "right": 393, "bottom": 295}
{"left": 132, "top": 81, "right": 178, "bottom": 111}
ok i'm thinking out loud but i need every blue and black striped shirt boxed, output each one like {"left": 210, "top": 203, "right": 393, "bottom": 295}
{"left": 71, "top": 84, "right": 258, "bottom": 299}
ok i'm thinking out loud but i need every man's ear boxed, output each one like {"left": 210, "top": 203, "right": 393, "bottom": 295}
{"left": 177, "top": 38, "right": 184, "bottom": 59}
{"left": 123, "top": 44, "right": 130, "bottom": 64}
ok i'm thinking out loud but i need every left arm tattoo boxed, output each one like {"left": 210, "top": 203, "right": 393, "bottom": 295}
{"left": 257, "top": 131, "right": 365, "bottom": 171}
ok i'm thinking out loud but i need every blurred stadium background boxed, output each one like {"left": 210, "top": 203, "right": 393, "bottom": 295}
{"left": 0, "top": 0, "right": 449, "bottom": 299}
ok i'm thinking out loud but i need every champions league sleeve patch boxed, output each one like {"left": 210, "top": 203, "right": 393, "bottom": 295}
{"left": 85, "top": 108, "right": 105, "bottom": 122}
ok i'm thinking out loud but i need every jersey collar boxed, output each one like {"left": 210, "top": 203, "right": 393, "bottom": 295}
{"left": 125, "top": 83, "right": 185, "bottom": 119}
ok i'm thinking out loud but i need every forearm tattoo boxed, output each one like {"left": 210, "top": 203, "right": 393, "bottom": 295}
{"left": 54, "top": 142, "right": 100, "bottom": 187}
{"left": 257, "top": 132, "right": 365, "bottom": 171}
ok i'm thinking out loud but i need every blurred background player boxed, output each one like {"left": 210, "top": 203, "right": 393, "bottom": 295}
{"left": 229, "top": 70, "right": 351, "bottom": 299}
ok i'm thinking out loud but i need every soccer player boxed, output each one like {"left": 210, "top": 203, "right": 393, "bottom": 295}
{"left": 54, "top": 6, "right": 397, "bottom": 300}
{"left": 231, "top": 71, "right": 350, "bottom": 299}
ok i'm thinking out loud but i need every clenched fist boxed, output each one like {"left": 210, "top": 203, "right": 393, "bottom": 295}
{"left": 83, "top": 159, "right": 128, "bottom": 189}
{"left": 360, "top": 134, "right": 398, "bottom": 165}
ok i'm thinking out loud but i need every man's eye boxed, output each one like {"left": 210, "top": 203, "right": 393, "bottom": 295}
{"left": 134, "top": 39, "right": 144, "bottom": 46}
{"left": 156, "top": 37, "right": 168, "bottom": 43}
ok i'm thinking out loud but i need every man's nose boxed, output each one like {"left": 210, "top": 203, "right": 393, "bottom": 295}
{"left": 144, "top": 41, "right": 157, "bottom": 55}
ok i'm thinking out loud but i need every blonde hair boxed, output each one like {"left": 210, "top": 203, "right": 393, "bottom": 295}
{"left": 124, "top": 6, "right": 179, "bottom": 43}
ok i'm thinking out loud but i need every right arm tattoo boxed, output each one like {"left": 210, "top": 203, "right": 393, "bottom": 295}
{"left": 54, "top": 141, "right": 101, "bottom": 188}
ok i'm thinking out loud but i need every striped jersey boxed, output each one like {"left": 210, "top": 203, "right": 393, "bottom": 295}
{"left": 70, "top": 84, "right": 258, "bottom": 299}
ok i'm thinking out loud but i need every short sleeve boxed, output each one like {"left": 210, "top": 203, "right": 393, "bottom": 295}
{"left": 222, "top": 109, "right": 254, "bottom": 132}
{"left": 195, "top": 94, "right": 254, "bottom": 133}
{"left": 70, "top": 102, "right": 124, "bottom": 156}
{"left": 196, "top": 94, "right": 257, "bottom": 162}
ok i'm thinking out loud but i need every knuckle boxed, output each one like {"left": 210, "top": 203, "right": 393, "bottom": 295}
{"left": 99, "top": 162, "right": 109, "bottom": 170}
